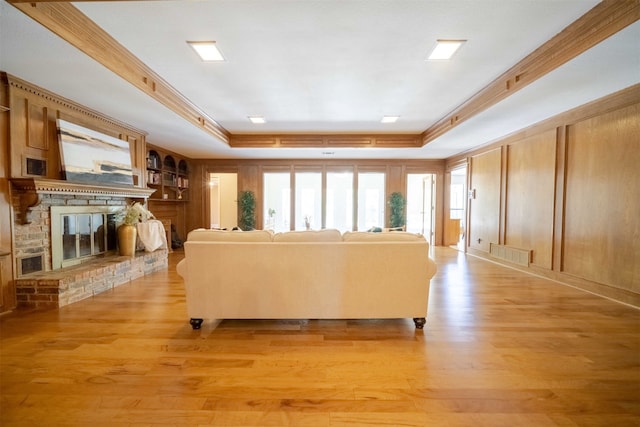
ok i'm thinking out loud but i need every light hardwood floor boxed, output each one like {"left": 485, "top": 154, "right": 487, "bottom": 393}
{"left": 1, "top": 247, "right": 638, "bottom": 426}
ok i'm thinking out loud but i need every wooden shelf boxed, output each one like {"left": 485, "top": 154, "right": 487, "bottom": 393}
{"left": 145, "top": 148, "right": 189, "bottom": 202}
{"left": 10, "top": 178, "right": 156, "bottom": 224}
{"left": 150, "top": 198, "right": 187, "bottom": 204}
{"left": 11, "top": 178, "right": 156, "bottom": 198}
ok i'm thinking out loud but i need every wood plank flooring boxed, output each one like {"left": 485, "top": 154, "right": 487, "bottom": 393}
{"left": 1, "top": 247, "right": 638, "bottom": 426}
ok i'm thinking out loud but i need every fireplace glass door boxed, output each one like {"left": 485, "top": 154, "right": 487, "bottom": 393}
{"left": 60, "top": 212, "right": 116, "bottom": 265}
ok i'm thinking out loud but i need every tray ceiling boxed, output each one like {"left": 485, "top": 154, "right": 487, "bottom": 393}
{"left": 1, "top": 1, "right": 638, "bottom": 159}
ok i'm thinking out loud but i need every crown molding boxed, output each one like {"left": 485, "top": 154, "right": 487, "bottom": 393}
{"left": 229, "top": 134, "right": 422, "bottom": 148}
{"left": 420, "top": 0, "right": 640, "bottom": 146}
{"left": 8, "top": 1, "right": 230, "bottom": 145}
{"left": 3, "top": 72, "right": 147, "bottom": 136}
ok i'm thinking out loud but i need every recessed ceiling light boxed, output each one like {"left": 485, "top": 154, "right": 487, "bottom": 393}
{"left": 187, "top": 41, "right": 225, "bottom": 62}
{"left": 248, "top": 116, "right": 266, "bottom": 124}
{"left": 427, "top": 40, "right": 466, "bottom": 60}
{"left": 381, "top": 115, "right": 400, "bottom": 123}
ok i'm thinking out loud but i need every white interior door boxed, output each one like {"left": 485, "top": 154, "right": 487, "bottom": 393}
{"left": 209, "top": 173, "right": 237, "bottom": 229}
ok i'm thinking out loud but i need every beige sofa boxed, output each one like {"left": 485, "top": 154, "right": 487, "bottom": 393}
{"left": 176, "top": 228, "right": 437, "bottom": 329}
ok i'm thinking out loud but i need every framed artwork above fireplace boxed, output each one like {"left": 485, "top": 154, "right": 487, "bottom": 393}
{"left": 56, "top": 119, "right": 134, "bottom": 186}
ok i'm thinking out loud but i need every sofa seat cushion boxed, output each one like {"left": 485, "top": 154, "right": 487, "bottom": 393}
{"left": 273, "top": 229, "right": 342, "bottom": 242}
{"left": 342, "top": 231, "right": 425, "bottom": 242}
{"left": 187, "top": 229, "right": 273, "bottom": 242}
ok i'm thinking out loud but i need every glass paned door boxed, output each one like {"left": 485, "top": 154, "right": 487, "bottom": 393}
{"left": 77, "top": 214, "right": 92, "bottom": 257}
{"left": 62, "top": 214, "right": 76, "bottom": 261}
{"left": 263, "top": 172, "right": 291, "bottom": 232}
{"left": 93, "top": 213, "right": 106, "bottom": 252}
{"left": 326, "top": 171, "right": 353, "bottom": 232}
{"left": 61, "top": 213, "right": 111, "bottom": 263}
{"left": 357, "top": 172, "right": 385, "bottom": 230}
{"left": 295, "top": 172, "right": 322, "bottom": 230}
{"left": 450, "top": 166, "right": 467, "bottom": 248}
{"left": 407, "top": 174, "right": 435, "bottom": 243}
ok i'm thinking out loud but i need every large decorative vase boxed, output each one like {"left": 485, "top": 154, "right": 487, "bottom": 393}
{"left": 118, "top": 224, "right": 137, "bottom": 256}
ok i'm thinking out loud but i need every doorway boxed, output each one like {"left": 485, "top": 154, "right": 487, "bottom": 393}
{"left": 406, "top": 174, "right": 435, "bottom": 244}
{"left": 209, "top": 173, "right": 238, "bottom": 229}
{"left": 449, "top": 166, "right": 467, "bottom": 250}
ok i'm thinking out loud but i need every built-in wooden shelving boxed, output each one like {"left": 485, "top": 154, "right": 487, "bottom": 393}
{"left": 146, "top": 148, "right": 189, "bottom": 202}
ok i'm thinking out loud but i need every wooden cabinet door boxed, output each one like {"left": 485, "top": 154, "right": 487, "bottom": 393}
{"left": 0, "top": 253, "right": 15, "bottom": 313}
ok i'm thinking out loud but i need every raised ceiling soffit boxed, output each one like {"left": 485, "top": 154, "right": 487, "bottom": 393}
{"left": 8, "top": 1, "right": 640, "bottom": 148}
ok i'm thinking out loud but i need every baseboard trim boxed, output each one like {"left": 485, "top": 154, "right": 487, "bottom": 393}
{"left": 466, "top": 247, "right": 640, "bottom": 309}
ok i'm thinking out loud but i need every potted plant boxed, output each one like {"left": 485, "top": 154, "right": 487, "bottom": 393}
{"left": 388, "top": 192, "right": 406, "bottom": 229}
{"left": 116, "top": 202, "right": 154, "bottom": 256}
{"left": 238, "top": 190, "right": 256, "bottom": 231}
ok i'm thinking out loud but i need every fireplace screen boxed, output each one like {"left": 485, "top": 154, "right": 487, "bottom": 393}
{"left": 52, "top": 206, "right": 118, "bottom": 269}
{"left": 61, "top": 213, "right": 115, "bottom": 261}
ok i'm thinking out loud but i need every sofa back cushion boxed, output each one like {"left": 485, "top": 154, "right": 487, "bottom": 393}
{"left": 187, "top": 229, "right": 273, "bottom": 242}
{"left": 342, "top": 231, "right": 426, "bottom": 242}
{"left": 273, "top": 229, "right": 342, "bottom": 242}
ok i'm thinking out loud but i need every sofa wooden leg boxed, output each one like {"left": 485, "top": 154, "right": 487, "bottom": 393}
{"left": 413, "top": 317, "right": 426, "bottom": 329}
{"left": 190, "top": 318, "right": 203, "bottom": 330}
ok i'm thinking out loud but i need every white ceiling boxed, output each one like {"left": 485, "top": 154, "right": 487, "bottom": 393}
{"left": 1, "top": 0, "right": 638, "bottom": 160}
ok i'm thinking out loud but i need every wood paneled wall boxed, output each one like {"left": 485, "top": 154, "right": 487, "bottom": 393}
{"left": 3, "top": 73, "right": 637, "bottom": 307}
{"left": 0, "top": 77, "right": 14, "bottom": 312}
{"left": 146, "top": 201, "right": 187, "bottom": 245}
{"left": 188, "top": 159, "right": 445, "bottom": 242}
{"left": 563, "top": 103, "right": 640, "bottom": 292}
{"left": 506, "top": 130, "right": 556, "bottom": 269}
{"left": 3, "top": 73, "right": 147, "bottom": 185}
{"left": 447, "top": 84, "right": 640, "bottom": 306}
{"left": 0, "top": 73, "right": 154, "bottom": 312}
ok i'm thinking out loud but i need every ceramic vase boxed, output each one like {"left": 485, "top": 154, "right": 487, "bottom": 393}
{"left": 117, "top": 224, "right": 137, "bottom": 256}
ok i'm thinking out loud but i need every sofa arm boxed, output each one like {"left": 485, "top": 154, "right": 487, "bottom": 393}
{"left": 426, "top": 257, "right": 437, "bottom": 279}
{"left": 176, "top": 259, "right": 187, "bottom": 280}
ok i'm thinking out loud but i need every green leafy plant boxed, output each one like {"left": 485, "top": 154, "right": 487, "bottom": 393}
{"left": 388, "top": 192, "right": 406, "bottom": 228}
{"left": 238, "top": 190, "right": 256, "bottom": 230}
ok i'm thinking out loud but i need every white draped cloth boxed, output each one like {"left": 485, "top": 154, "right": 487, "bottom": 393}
{"left": 136, "top": 220, "right": 168, "bottom": 252}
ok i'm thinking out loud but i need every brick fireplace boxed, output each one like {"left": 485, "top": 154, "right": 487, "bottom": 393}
{"left": 10, "top": 178, "right": 166, "bottom": 309}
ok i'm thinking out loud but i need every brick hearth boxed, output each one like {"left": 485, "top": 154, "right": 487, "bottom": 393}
{"left": 15, "top": 249, "right": 168, "bottom": 309}
{"left": 9, "top": 178, "right": 165, "bottom": 309}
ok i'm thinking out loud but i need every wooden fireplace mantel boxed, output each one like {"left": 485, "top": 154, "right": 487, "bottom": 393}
{"left": 10, "top": 178, "right": 157, "bottom": 224}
